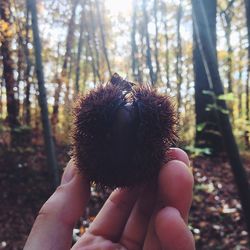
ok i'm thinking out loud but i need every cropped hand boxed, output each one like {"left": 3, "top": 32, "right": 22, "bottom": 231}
{"left": 24, "top": 148, "right": 195, "bottom": 250}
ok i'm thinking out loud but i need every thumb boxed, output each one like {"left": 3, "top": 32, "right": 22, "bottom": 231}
{"left": 24, "top": 160, "right": 90, "bottom": 250}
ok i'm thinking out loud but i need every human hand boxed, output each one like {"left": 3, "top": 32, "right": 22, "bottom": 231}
{"left": 24, "top": 148, "right": 195, "bottom": 250}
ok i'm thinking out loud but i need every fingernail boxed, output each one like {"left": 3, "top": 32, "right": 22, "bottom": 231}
{"left": 61, "top": 162, "right": 75, "bottom": 185}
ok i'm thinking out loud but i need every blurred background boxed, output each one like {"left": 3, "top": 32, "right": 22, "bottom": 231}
{"left": 0, "top": 0, "right": 250, "bottom": 249}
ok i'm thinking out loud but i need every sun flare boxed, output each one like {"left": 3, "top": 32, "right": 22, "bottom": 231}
{"left": 105, "top": 0, "right": 132, "bottom": 15}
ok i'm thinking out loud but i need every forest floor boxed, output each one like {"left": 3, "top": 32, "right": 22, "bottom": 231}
{"left": 0, "top": 143, "right": 250, "bottom": 250}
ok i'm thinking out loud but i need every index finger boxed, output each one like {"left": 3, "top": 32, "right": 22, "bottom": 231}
{"left": 24, "top": 161, "right": 90, "bottom": 250}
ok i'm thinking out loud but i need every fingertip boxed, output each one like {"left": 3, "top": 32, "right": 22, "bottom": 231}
{"left": 87, "top": 186, "right": 140, "bottom": 241}
{"left": 61, "top": 159, "right": 76, "bottom": 185}
{"left": 155, "top": 207, "right": 181, "bottom": 230}
{"left": 61, "top": 159, "right": 90, "bottom": 193}
{"left": 167, "top": 148, "right": 190, "bottom": 166}
{"left": 160, "top": 160, "right": 194, "bottom": 193}
{"left": 155, "top": 207, "right": 195, "bottom": 250}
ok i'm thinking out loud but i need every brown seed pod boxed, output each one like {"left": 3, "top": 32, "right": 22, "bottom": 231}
{"left": 72, "top": 73, "right": 178, "bottom": 188}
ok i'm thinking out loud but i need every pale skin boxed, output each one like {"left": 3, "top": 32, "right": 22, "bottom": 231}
{"left": 24, "top": 148, "right": 195, "bottom": 250}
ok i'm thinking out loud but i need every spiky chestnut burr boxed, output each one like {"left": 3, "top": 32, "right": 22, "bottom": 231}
{"left": 72, "top": 73, "right": 178, "bottom": 188}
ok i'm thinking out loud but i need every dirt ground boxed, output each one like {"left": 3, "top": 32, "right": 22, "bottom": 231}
{"left": 0, "top": 145, "right": 249, "bottom": 250}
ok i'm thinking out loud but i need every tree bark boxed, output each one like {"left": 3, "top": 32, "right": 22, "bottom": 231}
{"left": 51, "top": 0, "right": 79, "bottom": 133}
{"left": 237, "top": 30, "right": 244, "bottom": 118}
{"left": 84, "top": 5, "right": 99, "bottom": 85}
{"left": 153, "top": 0, "right": 160, "bottom": 83}
{"left": 139, "top": 19, "right": 146, "bottom": 83}
{"left": 219, "top": 2, "right": 235, "bottom": 121}
{"left": 193, "top": 0, "right": 223, "bottom": 151}
{"left": 75, "top": 2, "right": 85, "bottom": 94}
{"left": 161, "top": 1, "right": 171, "bottom": 90}
{"left": 24, "top": 3, "right": 32, "bottom": 126}
{"left": 193, "top": 0, "right": 250, "bottom": 238}
{"left": 0, "top": 75, "right": 3, "bottom": 119}
{"left": 95, "top": 0, "right": 112, "bottom": 78}
{"left": 220, "top": 0, "right": 235, "bottom": 93}
{"left": 0, "top": 0, "right": 20, "bottom": 144}
{"left": 245, "top": 0, "right": 250, "bottom": 148}
{"left": 142, "top": 0, "right": 155, "bottom": 85}
{"left": 11, "top": 0, "right": 33, "bottom": 126}
{"left": 28, "top": 0, "right": 59, "bottom": 188}
{"left": 89, "top": 0, "right": 101, "bottom": 82}
{"left": 131, "top": 0, "right": 142, "bottom": 82}
{"left": 17, "top": 39, "right": 22, "bottom": 115}
{"left": 176, "top": 0, "right": 183, "bottom": 111}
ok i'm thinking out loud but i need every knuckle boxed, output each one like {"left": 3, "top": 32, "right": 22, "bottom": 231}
{"left": 36, "top": 185, "right": 66, "bottom": 221}
{"left": 37, "top": 204, "right": 53, "bottom": 222}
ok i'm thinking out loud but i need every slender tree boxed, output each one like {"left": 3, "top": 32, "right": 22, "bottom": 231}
{"left": 28, "top": 0, "right": 59, "bottom": 188}
{"left": 131, "top": 0, "right": 142, "bottom": 82}
{"left": 24, "top": 3, "right": 32, "bottom": 125}
{"left": 153, "top": 0, "right": 160, "bottom": 83}
{"left": 16, "top": 38, "right": 22, "bottom": 114}
{"left": 0, "top": 0, "right": 20, "bottom": 144}
{"left": 51, "top": 0, "right": 79, "bottom": 132}
{"left": 89, "top": 0, "right": 101, "bottom": 82}
{"left": 245, "top": 0, "right": 250, "bottom": 148}
{"left": 220, "top": 0, "right": 235, "bottom": 93}
{"left": 176, "top": 0, "right": 183, "bottom": 110}
{"left": 161, "top": 1, "right": 171, "bottom": 89}
{"left": 84, "top": 5, "right": 100, "bottom": 85}
{"left": 75, "top": 1, "right": 85, "bottom": 93}
{"left": 95, "top": 0, "right": 112, "bottom": 78}
{"left": 219, "top": 1, "right": 235, "bottom": 121}
{"left": 142, "top": 0, "right": 155, "bottom": 85}
{"left": 193, "top": 0, "right": 250, "bottom": 237}
{"left": 0, "top": 78, "right": 2, "bottom": 118}
{"left": 237, "top": 29, "right": 244, "bottom": 118}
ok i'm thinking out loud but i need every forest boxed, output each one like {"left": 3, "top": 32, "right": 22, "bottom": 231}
{"left": 0, "top": 0, "right": 250, "bottom": 249}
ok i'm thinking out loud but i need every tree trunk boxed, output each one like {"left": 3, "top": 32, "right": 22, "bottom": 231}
{"left": 176, "top": 0, "right": 183, "bottom": 111}
{"left": 95, "top": 0, "right": 112, "bottom": 78}
{"left": 28, "top": 0, "right": 59, "bottom": 188}
{"left": 153, "top": 0, "right": 160, "bottom": 83}
{"left": 161, "top": 1, "right": 171, "bottom": 90}
{"left": 24, "top": 3, "right": 32, "bottom": 126}
{"left": 84, "top": 6, "right": 99, "bottom": 85}
{"left": 89, "top": 0, "right": 101, "bottom": 82}
{"left": 82, "top": 45, "right": 89, "bottom": 90}
{"left": 142, "top": 0, "right": 155, "bottom": 85}
{"left": 17, "top": 40, "right": 22, "bottom": 115}
{"left": 139, "top": 19, "right": 146, "bottom": 83}
{"left": 193, "top": 0, "right": 250, "bottom": 238}
{"left": 11, "top": 0, "right": 32, "bottom": 126}
{"left": 131, "top": 0, "right": 142, "bottom": 82}
{"left": 192, "top": 0, "right": 223, "bottom": 152}
{"left": 245, "top": 0, "right": 250, "bottom": 148}
{"left": 220, "top": 2, "right": 235, "bottom": 121}
{"left": 220, "top": 1, "right": 235, "bottom": 93}
{"left": 225, "top": 22, "right": 233, "bottom": 94}
{"left": 237, "top": 31, "right": 244, "bottom": 119}
{"left": 0, "top": 77, "right": 3, "bottom": 119}
{"left": 0, "top": 0, "right": 20, "bottom": 144}
{"left": 75, "top": 3, "right": 85, "bottom": 94}
{"left": 51, "top": 0, "right": 79, "bottom": 133}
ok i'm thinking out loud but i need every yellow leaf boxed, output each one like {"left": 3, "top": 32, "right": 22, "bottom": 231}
{"left": 0, "top": 20, "right": 9, "bottom": 32}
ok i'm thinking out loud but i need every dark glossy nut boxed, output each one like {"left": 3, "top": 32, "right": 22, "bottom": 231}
{"left": 72, "top": 73, "right": 178, "bottom": 188}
